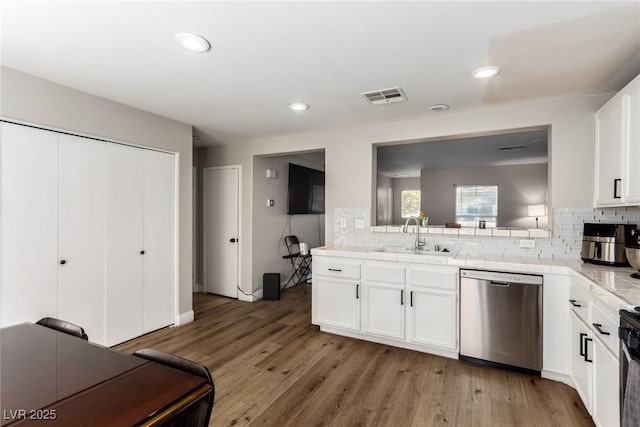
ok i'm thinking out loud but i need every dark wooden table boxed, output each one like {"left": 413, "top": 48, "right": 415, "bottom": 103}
{"left": 0, "top": 324, "right": 210, "bottom": 426}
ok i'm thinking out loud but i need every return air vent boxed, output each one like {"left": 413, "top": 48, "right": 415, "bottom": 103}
{"left": 361, "top": 86, "right": 407, "bottom": 105}
{"left": 498, "top": 145, "right": 527, "bottom": 152}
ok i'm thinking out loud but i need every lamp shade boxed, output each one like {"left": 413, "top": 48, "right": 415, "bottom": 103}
{"left": 528, "top": 204, "right": 546, "bottom": 217}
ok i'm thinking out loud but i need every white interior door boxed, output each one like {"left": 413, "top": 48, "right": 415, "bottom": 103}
{"left": 204, "top": 167, "right": 239, "bottom": 298}
{"left": 106, "top": 143, "right": 144, "bottom": 346}
{"left": 0, "top": 123, "right": 59, "bottom": 325}
{"left": 143, "top": 149, "right": 176, "bottom": 332}
{"left": 57, "top": 134, "right": 107, "bottom": 344}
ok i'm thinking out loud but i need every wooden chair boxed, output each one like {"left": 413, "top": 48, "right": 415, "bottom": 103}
{"left": 133, "top": 349, "right": 215, "bottom": 427}
{"left": 36, "top": 317, "right": 89, "bottom": 340}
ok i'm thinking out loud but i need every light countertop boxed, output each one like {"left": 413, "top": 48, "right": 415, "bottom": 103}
{"left": 311, "top": 245, "right": 640, "bottom": 307}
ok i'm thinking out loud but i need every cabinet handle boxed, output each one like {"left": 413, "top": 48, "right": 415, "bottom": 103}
{"left": 140, "top": 250, "right": 145, "bottom": 255}
{"left": 592, "top": 323, "right": 610, "bottom": 336}
{"left": 410, "top": 291, "right": 413, "bottom": 307}
{"left": 579, "top": 332, "right": 587, "bottom": 356}
{"left": 60, "top": 259, "right": 67, "bottom": 265}
{"left": 328, "top": 268, "right": 342, "bottom": 272}
{"left": 569, "top": 299, "right": 582, "bottom": 307}
{"left": 400, "top": 289, "right": 404, "bottom": 306}
{"left": 356, "top": 284, "right": 359, "bottom": 299}
{"left": 614, "top": 178, "right": 622, "bottom": 199}
{"left": 584, "top": 337, "right": 593, "bottom": 363}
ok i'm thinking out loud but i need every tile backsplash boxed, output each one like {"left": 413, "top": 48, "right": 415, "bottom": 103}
{"left": 333, "top": 207, "right": 640, "bottom": 261}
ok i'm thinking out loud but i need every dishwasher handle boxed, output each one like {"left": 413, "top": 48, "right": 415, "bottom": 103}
{"left": 489, "top": 280, "right": 510, "bottom": 287}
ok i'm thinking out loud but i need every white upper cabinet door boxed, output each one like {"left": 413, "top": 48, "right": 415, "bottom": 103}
{"left": 624, "top": 83, "right": 640, "bottom": 203}
{"left": 1, "top": 123, "right": 59, "bottom": 326}
{"left": 57, "top": 134, "right": 107, "bottom": 345}
{"left": 106, "top": 143, "right": 144, "bottom": 346}
{"left": 142, "top": 149, "right": 176, "bottom": 333}
{"left": 595, "top": 99, "right": 624, "bottom": 206}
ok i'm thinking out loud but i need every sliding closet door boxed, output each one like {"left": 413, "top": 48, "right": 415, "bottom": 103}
{"left": 57, "top": 135, "right": 107, "bottom": 344}
{"left": 106, "top": 143, "right": 144, "bottom": 346}
{"left": 142, "top": 150, "right": 176, "bottom": 333}
{"left": 0, "top": 123, "right": 58, "bottom": 325}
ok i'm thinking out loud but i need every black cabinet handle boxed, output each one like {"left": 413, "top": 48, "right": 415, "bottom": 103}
{"left": 356, "top": 284, "right": 359, "bottom": 299}
{"left": 229, "top": 238, "right": 237, "bottom": 243}
{"left": 400, "top": 289, "right": 404, "bottom": 306}
{"left": 569, "top": 299, "right": 582, "bottom": 308}
{"left": 140, "top": 250, "right": 145, "bottom": 255}
{"left": 593, "top": 323, "right": 610, "bottom": 336}
{"left": 584, "top": 337, "right": 593, "bottom": 363}
{"left": 328, "top": 268, "right": 342, "bottom": 272}
{"left": 410, "top": 291, "right": 414, "bottom": 307}
{"left": 579, "top": 332, "right": 587, "bottom": 356}
{"left": 614, "top": 178, "right": 622, "bottom": 199}
{"left": 60, "top": 259, "right": 67, "bottom": 265}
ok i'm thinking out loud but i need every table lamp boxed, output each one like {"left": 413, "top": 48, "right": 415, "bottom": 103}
{"left": 528, "top": 204, "right": 546, "bottom": 229}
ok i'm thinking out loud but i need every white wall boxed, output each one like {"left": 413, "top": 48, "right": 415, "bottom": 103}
{"left": 204, "top": 94, "right": 603, "bottom": 293}
{"left": 391, "top": 177, "right": 421, "bottom": 225}
{"left": 420, "top": 163, "right": 548, "bottom": 228}
{"left": 0, "top": 67, "right": 194, "bottom": 316}
{"left": 252, "top": 155, "right": 324, "bottom": 291}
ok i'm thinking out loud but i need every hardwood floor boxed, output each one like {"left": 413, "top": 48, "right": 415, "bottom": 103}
{"left": 116, "top": 287, "right": 594, "bottom": 427}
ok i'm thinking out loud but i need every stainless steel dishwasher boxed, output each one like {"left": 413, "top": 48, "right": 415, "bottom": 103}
{"left": 460, "top": 269, "right": 543, "bottom": 375}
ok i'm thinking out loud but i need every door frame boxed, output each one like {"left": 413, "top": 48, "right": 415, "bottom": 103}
{"left": 202, "top": 165, "right": 242, "bottom": 299}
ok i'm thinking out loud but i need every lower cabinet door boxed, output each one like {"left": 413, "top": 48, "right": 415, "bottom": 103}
{"left": 406, "top": 287, "right": 457, "bottom": 350}
{"left": 593, "top": 338, "right": 619, "bottom": 427}
{"left": 313, "top": 278, "right": 360, "bottom": 331}
{"left": 570, "top": 311, "right": 593, "bottom": 412}
{"left": 362, "top": 283, "right": 405, "bottom": 340}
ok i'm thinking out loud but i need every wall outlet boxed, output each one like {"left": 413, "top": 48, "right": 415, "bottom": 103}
{"left": 520, "top": 239, "right": 535, "bottom": 249}
{"left": 266, "top": 199, "right": 274, "bottom": 207}
{"left": 266, "top": 169, "right": 277, "bottom": 178}
{"left": 340, "top": 217, "right": 347, "bottom": 228}
{"left": 355, "top": 218, "right": 365, "bottom": 229}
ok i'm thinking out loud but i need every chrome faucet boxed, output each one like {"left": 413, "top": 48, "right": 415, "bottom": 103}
{"left": 403, "top": 217, "right": 426, "bottom": 250}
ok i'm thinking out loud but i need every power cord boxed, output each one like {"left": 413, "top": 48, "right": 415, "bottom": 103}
{"left": 237, "top": 285, "right": 262, "bottom": 297}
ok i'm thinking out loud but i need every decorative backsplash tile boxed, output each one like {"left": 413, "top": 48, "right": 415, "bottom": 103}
{"left": 333, "top": 207, "right": 640, "bottom": 261}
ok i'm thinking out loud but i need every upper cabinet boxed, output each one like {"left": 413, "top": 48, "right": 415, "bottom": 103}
{"left": 595, "top": 73, "right": 640, "bottom": 207}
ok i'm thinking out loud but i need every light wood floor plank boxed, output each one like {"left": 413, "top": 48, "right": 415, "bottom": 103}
{"left": 115, "top": 287, "right": 594, "bottom": 427}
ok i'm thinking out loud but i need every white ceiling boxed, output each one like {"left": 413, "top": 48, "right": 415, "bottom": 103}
{"left": 1, "top": 1, "right": 639, "bottom": 147}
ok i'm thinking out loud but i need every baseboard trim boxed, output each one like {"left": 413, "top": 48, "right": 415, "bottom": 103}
{"left": 176, "top": 310, "right": 194, "bottom": 326}
{"left": 238, "top": 289, "right": 264, "bottom": 302}
{"left": 541, "top": 370, "right": 574, "bottom": 387}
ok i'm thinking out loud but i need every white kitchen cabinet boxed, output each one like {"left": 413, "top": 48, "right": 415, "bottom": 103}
{"left": 312, "top": 278, "right": 361, "bottom": 331}
{"left": 57, "top": 134, "right": 107, "bottom": 345}
{"left": 106, "top": 143, "right": 145, "bottom": 346}
{"left": 0, "top": 123, "right": 59, "bottom": 325}
{"left": 595, "top": 73, "right": 640, "bottom": 207}
{"left": 406, "top": 287, "right": 457, "bottom": 349}
{"left": 592, "top": 337, "right": 619, "bottom": 427}
{"left": 362, "top": 282, "right": 405, "bottom": 340}
{"left": 570, "top": 311, "right": 593, "bottom": 412}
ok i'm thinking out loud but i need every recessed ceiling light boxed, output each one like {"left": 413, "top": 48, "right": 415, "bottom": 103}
{"left": 288, "top": 102, "right": 309, "bottom": 111}
{"left": 174, "top": 33, "right": 211, "bottom": 53}
{"left": 427, "top": 104, "right": 449, "bottom": 112}
{"left": 471, "top": 66, "right": 501, "bottom": 79}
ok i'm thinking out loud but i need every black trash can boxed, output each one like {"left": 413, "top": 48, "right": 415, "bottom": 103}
{"left": 263, "top": 273, "right": 281, "bottom": 301}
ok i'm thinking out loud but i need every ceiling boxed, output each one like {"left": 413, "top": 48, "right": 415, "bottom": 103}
{"left": 377, "top": 129, "right": 548, "bottom": 177}
{"left": 1, "top": 1, "right": 639, "bottom": 147}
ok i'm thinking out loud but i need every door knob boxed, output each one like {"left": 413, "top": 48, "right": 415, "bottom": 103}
{"left": 60, "top": 259, "right": 67, "bottom": 265}
{"left": 229, "top": 238, "right": 237, "bottom": 243}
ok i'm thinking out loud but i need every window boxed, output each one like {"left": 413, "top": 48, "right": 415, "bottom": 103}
{"left": 455, "top": 185, "right": 498, "bottom": 227}
{"left": 401, "top": 190, "right": 421, "bottom": 218}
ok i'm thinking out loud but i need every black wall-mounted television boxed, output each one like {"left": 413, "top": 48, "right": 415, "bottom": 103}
{"left": 287, "top": 163, "right": 325, "bottom": 214}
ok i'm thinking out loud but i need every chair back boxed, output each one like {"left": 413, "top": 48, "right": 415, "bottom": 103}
{"left": 284, "top": 235, "right": 301, "bottom": 256}
{"left": 134, "top": 349, "right": 215, "bottom": 427}
{"left": 36, "top": 317, "right": 89, "bottom": 340}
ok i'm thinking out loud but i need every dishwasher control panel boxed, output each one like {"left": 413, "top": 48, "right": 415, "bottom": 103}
{"left": 460, "top": 269, "right": 543, "bottom": 285}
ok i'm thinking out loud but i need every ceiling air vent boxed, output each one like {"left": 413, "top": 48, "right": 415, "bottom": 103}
{"left": 361, "top": 86, "right": 407, "bottom": 106}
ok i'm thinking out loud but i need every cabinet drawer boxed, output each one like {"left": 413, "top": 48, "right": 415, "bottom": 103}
{"left": 364, "top": 262, "right": 405, "bottom": 285}
{"left": 314, "top": 257, "right": 361, "bottom": 280}
{"left": 591, "top": 301, "right": 618, "bottom": 356}
{"left": 569, "top": 283, "right": 590, "bottom": 323}
{"left": 407, "top": 266, "right": 458, "bottom": 290}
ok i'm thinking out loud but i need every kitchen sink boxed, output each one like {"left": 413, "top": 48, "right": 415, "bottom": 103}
{"left": 373, "top": 246, "right": 457, "bottom": 257}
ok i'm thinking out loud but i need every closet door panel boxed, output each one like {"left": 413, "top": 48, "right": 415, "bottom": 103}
{"left": 143, "top": 150, "right": 176, "bottom": 332}
{"left": 57, "top": 134, "right": 107, "bottom": 344}
{"left": 106, "top": 143, "right": 144, "bottom": 346}
{"left": 0, "top": 123, "right": 58, "bottom": 325}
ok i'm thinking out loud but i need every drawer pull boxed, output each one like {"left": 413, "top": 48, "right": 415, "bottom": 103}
{"left": 569, "top": 299, "right": 582, "bottom": 308}
{"left": 328, "top": 268, "right": 342, "bottom": 272}
{"left": 592, "top": 323, "right": 610, "bottom": 336}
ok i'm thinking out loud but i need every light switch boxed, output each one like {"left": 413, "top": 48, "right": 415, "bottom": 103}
{"left": 340, "top": 217, "right": 347, "bottom": 228}
{"left": 355, "top": 218, "right": 365, "bottom": 229}
{"left": 266, "top": 169, "right": 277, "bottom": 179}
